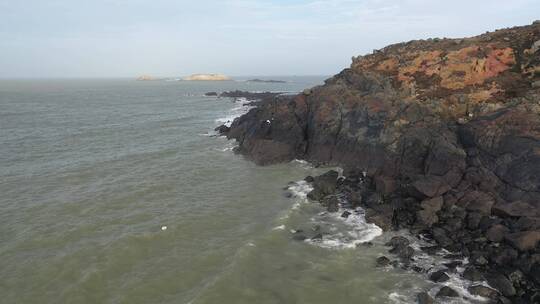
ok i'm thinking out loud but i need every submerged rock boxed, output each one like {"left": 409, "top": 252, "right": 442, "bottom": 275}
{"left": 376, "top": 256, "right": 391, "bottom": 267}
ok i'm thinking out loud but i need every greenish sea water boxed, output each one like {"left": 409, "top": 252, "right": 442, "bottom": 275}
{"left": 0, "top": 78, "right": 455, "bottom": 304}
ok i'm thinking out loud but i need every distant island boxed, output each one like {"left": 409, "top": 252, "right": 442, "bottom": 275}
{"left": 136, "top": 75, "right": 159, "bottom": 81}
{"left": 246, "top": 79, "right": 287, "bottom": 83}
{"left": 184, "top": 74, "right": 232, "bottom": 81}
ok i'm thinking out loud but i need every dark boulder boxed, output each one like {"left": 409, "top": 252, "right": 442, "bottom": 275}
{"left": 468, "top": 285, "right": 499, "bottom": 299}
{"left": 463, "top": 266, "right": 484, "bottom": 282}
{"left": 386, "top": 236, "right": 410, "bottom": 249}
{"left": 395, "top": 246, "right": 415, "bottom": 260}
{"left": 321, "top": 195, "right": 340, "bottom": 212}
{"left": 214, "top": 124, "right": 230, "bottom": 134}
{"left": 432, "top": 227, "right": 453, "bottom": 247}
{"left": 486, "top": 224, "right": 510, "bottom": 243}
{"left": 436, "top": 286, "right": 459, "bottom": 298}
{"left": 486, "top": 273, "right": 516, "bottom": 297}
{"left": 308, "top": 171, "right": 339, "bottom": 201}
{"left": 292, "top": 234, "right": 307, "bottom": 241}
{"left": 313, "top": 170, "right": 339, "bottom": 194}
{"left": 204, "top": 91, "right": 218, "bottom": 96}
{"left": 341, "top": 210, "right": 352, "bottom": 218}
{"left": 429, "top": 270, "right": 450, "bottom": 282}
{"left": 376, "top": 256, "right": 391, "bottom": 267}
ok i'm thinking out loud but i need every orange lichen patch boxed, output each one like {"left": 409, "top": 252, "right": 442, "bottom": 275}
{"left": 397, "top": 51, "right": 443, "bottom": 83}
{"left": 374, "top": 57, "right": 399, "bottom": 72}
{"left": 468, "top": 84, "right": 502, "bottom": 103}
{"left": 393, "top": 45, "right": 515, "bottom": 90}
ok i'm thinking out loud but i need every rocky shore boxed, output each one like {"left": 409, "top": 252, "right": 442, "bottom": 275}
{"left": 217, "top": 22, "right": 540, "bottom": 303}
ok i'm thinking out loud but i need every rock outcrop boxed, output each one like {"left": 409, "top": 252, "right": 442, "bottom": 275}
{"left": 220, "top": 22, "right": 540, "bottom": 302}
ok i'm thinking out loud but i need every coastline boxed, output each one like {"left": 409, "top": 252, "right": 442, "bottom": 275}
{"left": 214, "top": 22, "right": 540, "bottom": 303}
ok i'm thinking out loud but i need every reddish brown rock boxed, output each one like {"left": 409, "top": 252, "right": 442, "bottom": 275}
{"left": 492, "top": 201, "right": 540, "bottom": 218}
{"left": 486, "top": 224, "right": 510, "bottom": 243}
{"left": 505, "top": 231, "right": 540, "bottom": 251}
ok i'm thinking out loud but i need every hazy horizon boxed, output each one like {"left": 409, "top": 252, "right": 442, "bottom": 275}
{"left": 1, "top": 0, "right": 539, "bottom": 78}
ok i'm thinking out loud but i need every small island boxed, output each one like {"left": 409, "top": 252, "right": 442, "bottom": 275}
{"left": 136, "top": 75, "right": 158, "bottom": 81}
{"left": 246, "top": 79, "right": 287, "bottom": 83}
{"left": 183, "top": 74, "right": 232, "bottom": 81}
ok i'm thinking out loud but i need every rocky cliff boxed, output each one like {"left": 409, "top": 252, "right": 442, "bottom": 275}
{"left": 221, "top": 22, "right": 540, "bottom": 302}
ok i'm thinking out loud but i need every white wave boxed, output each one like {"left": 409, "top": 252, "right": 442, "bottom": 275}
{"left": 386, "top": 232, "right": 492, "bottom": 304}
{"left": 278, "top": 180, "right": 314, "bottom": 221}
{"left": 215, "top": 97, "right": 253, "bottom": 127}
{"left": 199, "top": 131, "right": 218, "bottom": 137}
{"left": 272, "top": 225, "right": 286, "bottom": 231}
{"left": 305, "top": 207, "right": 383, "bottom": 249}
{"left": 288, "top": 180, "right": 312, "bottom": 200}
{"left": 388, "top": 292, "right": 409, "bottom": 303}
{"left": 290, "top": 159, "right": 314, "bottom": 169}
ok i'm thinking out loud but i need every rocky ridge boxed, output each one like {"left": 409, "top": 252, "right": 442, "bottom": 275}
{"left": 217, "top": 22, "right": 540, "bottom": 302}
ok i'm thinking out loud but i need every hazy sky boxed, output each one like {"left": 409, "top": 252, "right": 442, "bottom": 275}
{"left": 1, "top": 0, "right": 539, "bottom": 78}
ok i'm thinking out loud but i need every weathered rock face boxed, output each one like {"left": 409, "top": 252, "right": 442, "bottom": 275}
{"left": 228, "top": 22, "right": 539, "bottom": 205}
{"left": 224, "top": 22, "right": 540, "bottom": 302}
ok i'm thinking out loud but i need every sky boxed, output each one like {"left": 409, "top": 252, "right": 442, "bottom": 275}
{"left": 0, "top": 0, "right": 539, "bottom": 78}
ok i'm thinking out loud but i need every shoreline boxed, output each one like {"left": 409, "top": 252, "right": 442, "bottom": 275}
{"left": 214, "top": 21, "right": 540, "bottom": 303}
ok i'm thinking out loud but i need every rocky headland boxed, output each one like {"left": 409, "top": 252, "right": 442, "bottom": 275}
{"left": 217, "top": 22, "right": 540, "bottom": 303}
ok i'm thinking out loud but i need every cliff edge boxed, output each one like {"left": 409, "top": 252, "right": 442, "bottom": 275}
{"left": 222, "top": 22, "right": 540, "bottom": 302}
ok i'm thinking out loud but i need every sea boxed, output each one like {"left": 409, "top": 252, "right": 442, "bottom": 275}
{"left": 0, "top": 77, "right": 486, "bottom": 303}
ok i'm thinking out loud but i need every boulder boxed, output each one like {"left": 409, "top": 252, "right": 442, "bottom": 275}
{"left": 458, "top": 191, "right": 494, "bottom": 215}
{"left": 321, "top": 195, "right": 340, "bottom": 212}
{"left": 386, "top": 236, "right": 410, "bottom": 249}
{"left": 376, "top": 256, "right": 391, "bottom": 267}
{"left": 505, "top": 230, "right": 540, "bottom": 251}
{"left": 416, "top": 196, "right": 444, "bottom": 227}
{"left": 436, "top": 286, "right": 459, "bottom": 298}
{"left": 312, "top": 171, "right": 339, "bottom": 196}
{"left": 341, "top": 210, "right": 351, "bottom": 218}
{"left": 486, "top": 224, "right": 510, "bottom": 243}
{"left": 412, "top": 176, "right": 452, "bottom": 198}
{"left": 432, "top": 227, "right": 454, "bottom": 247}
{"left": 486, "top": 273, "right": 516, "bottom": 297}
{"left": 214, "top": 124, "right": 230, "bottom": 134}
{"left": 492, "top": 201, "right": 539, "bottom": 218}
{"left": 468, "top": 285, "right": 499, "bottom": 299}
{"left": 292, "top": 234, "right": 307, "bottom": 241}
{"left": 429, "top": 270, "right": 450, "bottom": 282}
{"left": 395, "top": 246, "right": 415, "bottom": 260}
{"left": 463, "top": 266, "right": 484, "bottom": 282}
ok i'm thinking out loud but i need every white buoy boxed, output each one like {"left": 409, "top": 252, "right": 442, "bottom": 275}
{"left": 161, "top": 226, "right": 167, "bottom": 231}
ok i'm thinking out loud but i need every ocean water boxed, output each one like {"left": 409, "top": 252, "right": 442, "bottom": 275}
{"left": 0, "top": 78, "right": 482, "bottom": 303}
